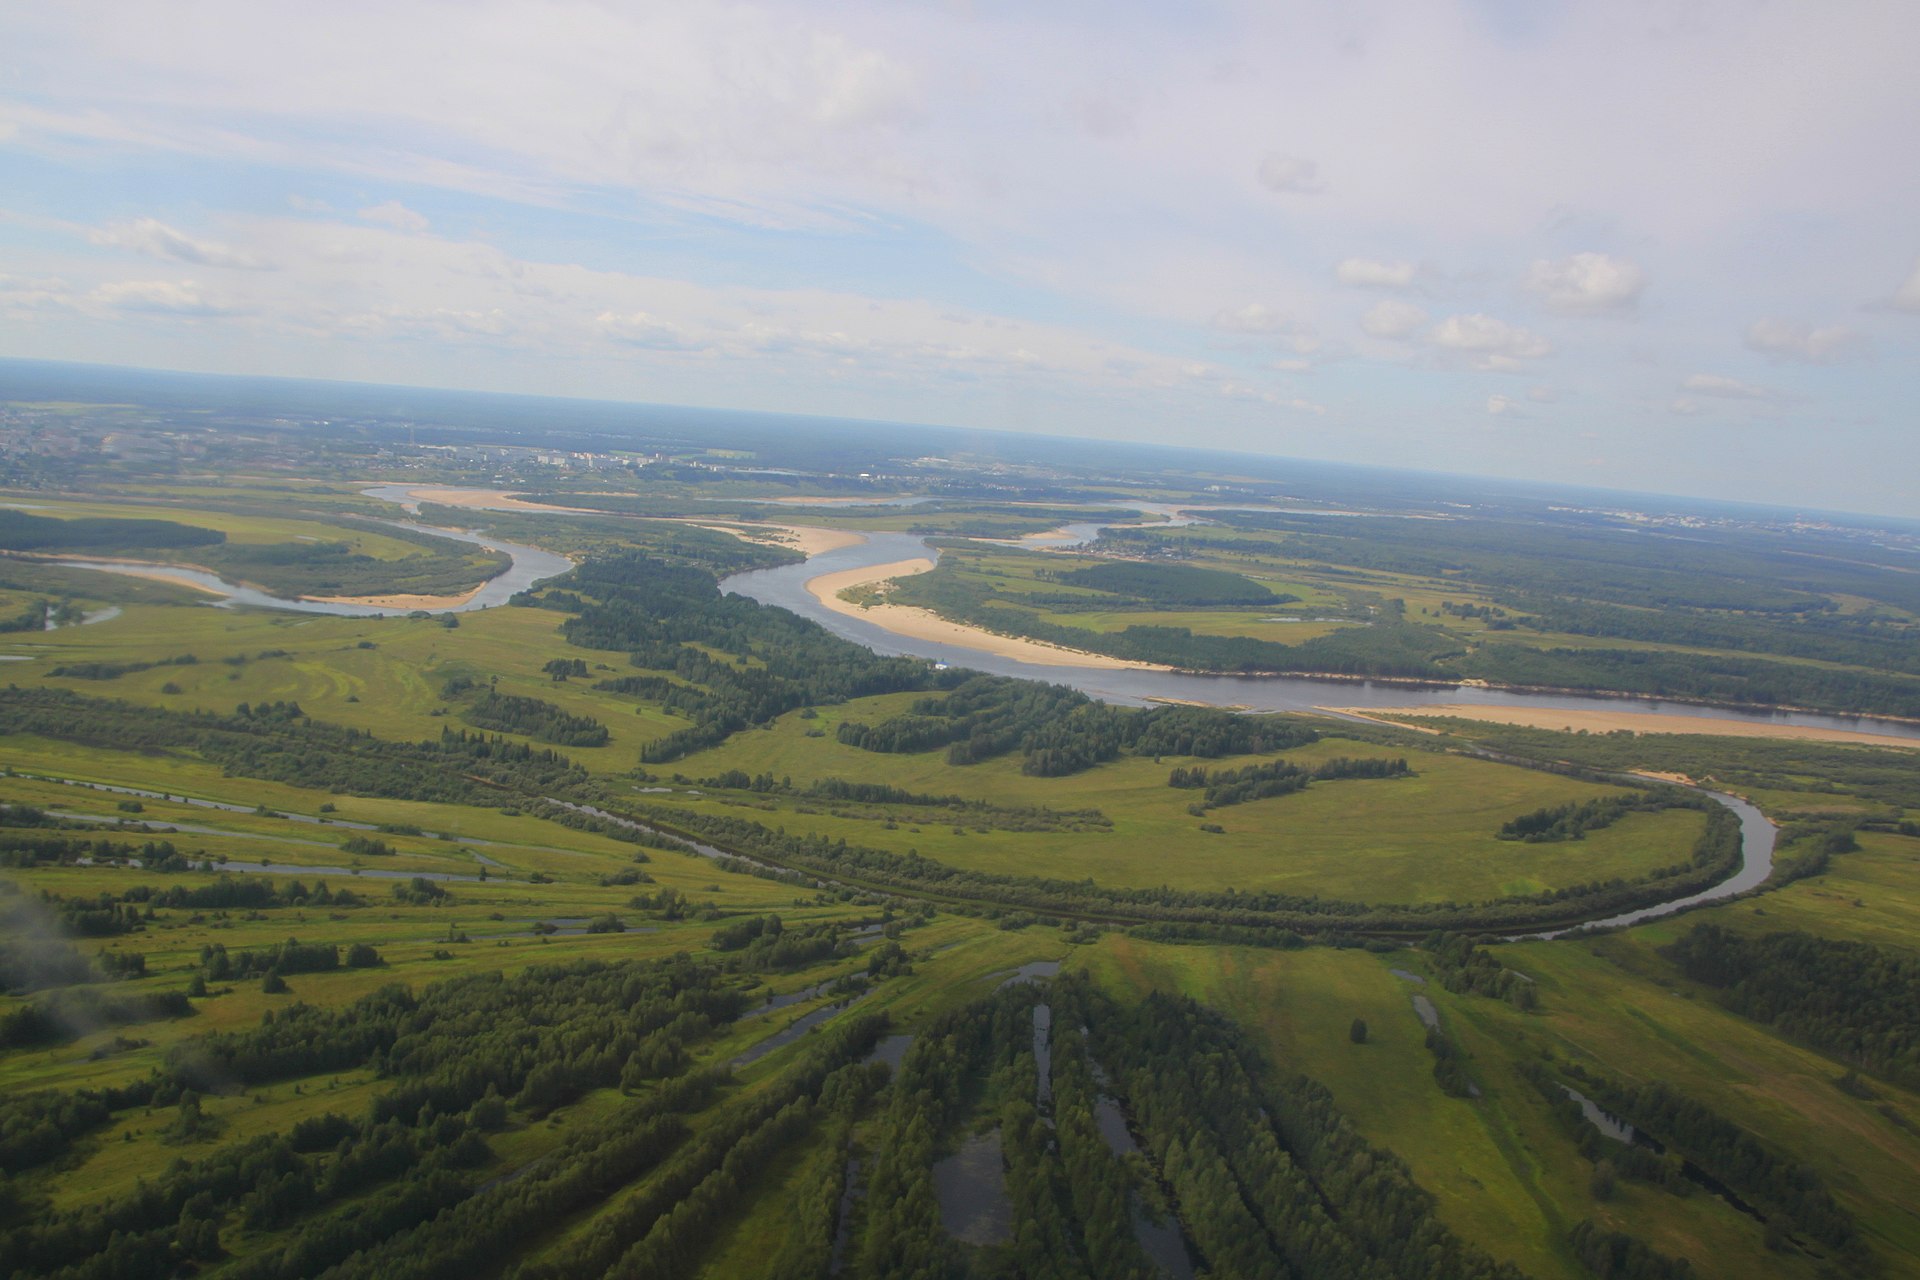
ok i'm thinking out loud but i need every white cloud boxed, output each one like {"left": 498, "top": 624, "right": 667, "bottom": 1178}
{"left": 1681, "top": 372, "right": 1770, "bottom": 400}
{"left": 1487, "top": 393, "right": 1520, "bottom": 416}
{"left": 1524, "top": 252, "right": 1645, "bottom": 313}
{"left": 358, "top": 201, "right": 429, "bottom": 232}
{"left": 88, "top": 217, "right": 269, "bottom": 269}
{"left": 1360, "top": 299, "right": 1427, "bottom": 339}
{"left": 1220, "top": 382, "right": 1325, "bottom": 412}
{"left": 88, "top": 279, "right": 237, "bottom": 315}
{"left": 1211, "top": 303, "right": 1319, "bottom": 355}
{"left": 1256, "top": 153, "right": 1320, "bottom": 194}
{"left": 1427, "top": 313, "right": 1551, "bottom": 366}
{"left": 595, "top": 309, "right": 708, "bottom": 352}
{"left": 1213, "top": 302, "right": 1289, "bottom": 333}
{"left": 1743, "top": 318, "right": 1866, "bottom": 363}
{"left": 0, "top": 274, "right": 70, "bottom": 309}
{"left": 1336, "top": 258, "right": 1414, "bottom": 288}
{"left": 1894, "top": 260, "right": 1920, "bottom": 311}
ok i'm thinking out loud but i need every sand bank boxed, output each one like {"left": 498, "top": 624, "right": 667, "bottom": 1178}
{"left": 805, "top": 559, "right": 1168, "bottom": 671}
{"left": 393, "top": 487, "right": 603, "bottom": 514}
{"left": 695, "top": 523, "right": 867, "bottom": 557}
{"left": 78, "top": 565, "right": 228, "bottom": 597}
{"left": 1325, "top": 703, "right": 1920, "bottom": 749}
{"left": 302, "top": 583, "right": 489, "bottom": 610}
{"left": 384, "top": 487, "right": 865, "bottom": 559}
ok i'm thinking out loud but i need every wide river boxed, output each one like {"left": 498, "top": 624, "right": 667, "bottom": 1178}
{"left": 721, "top": 529, "right": 1920, "bottom": 742}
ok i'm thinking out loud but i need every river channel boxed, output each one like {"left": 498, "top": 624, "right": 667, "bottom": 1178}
{"left": 41, "top": 517, "right": 573, "bottom": 618}
{"left": 20, "top": 484, "right": 1876, "bottom": 932}
{"left": 720, "top": 529, "right": 1920, "bottom": 743}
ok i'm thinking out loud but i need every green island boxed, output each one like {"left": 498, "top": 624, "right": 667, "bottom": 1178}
{"left": 3, "top": 379, "right": 1919, "bottom": 1280}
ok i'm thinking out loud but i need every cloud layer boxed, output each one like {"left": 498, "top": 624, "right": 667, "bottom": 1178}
{"left": 1, "top": 1, "right": 1917, "bottom": 514}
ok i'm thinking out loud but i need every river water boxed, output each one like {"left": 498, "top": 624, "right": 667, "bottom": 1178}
{"left": 720, "top": 529, "right": 1920, "bottom": 742}
{"left": 325, "top": 483, "right": 1918, "bottom": 742}
{"left": 16, "top": 484, "right": 1851, "bottom": 932}
{"left": 42, "top": 519, "right": 572, "bottom": 618}
{"left": 1516, "top": 788, "right": 1777, "bottom": 939}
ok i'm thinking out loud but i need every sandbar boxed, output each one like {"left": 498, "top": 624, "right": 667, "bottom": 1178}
{"left": 1325, "top": 703, "right": 1920, "bottom": 749}
{"left": 695, "top": 523, "right": 868, "bottom": 558}
{"left": 302, "top": 583, "right": 489, "bottom": 610}
{"left": 383, "top": 489, "right": 865, "bottom": 560}
{"left": 78, "top": 564, "right": 228, "bottom": 597}
{"left": 805, "top": 558, "right": 1169, "bottom": 671}
{"left": 392, "top": 487, "right": 605, "bottom": 515}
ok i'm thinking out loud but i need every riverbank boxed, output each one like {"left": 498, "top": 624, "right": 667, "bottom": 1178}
{"left": 374, "top": 485, "right": 864, "bottom": 559}
{"left": 804, "top": 557, "right": 1170, "bottom": 671}
{"left": 697, "top": 522, "right": 867, "bottom": 558}
{"left": 301, "top": 582, "right": 491, "bottom": 610}
{"left": 1329, "top": 703, "right": 1920, "bottom": 749}
{"left": 5, "top": 552, "right": 230, "bottom": 596}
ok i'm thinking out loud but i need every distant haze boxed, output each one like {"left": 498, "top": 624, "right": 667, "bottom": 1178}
{"left": 0, "top": 2, "right": 1916, "bottom": 515}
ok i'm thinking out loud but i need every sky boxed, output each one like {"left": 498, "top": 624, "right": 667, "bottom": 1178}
{"left": 1, "top": 1, "right": 1917, "bottom": 516}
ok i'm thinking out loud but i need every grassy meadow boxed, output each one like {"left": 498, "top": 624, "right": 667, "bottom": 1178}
{"left": 6, "top": 483, "right": 1920, "bottom": 1277}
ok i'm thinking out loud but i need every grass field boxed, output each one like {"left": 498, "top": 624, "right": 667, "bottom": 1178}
{"left": 4, "top": 497, "right": 441, "bottom": 560}
{"left": 7, "top": 475, "right": 1920, "bottom": 1276}
{"left": 1073, "top": 917, "right": 1919, "bottom": 1280}
{"left": 667, "top": 703, "right": 1707, "bottom": 902}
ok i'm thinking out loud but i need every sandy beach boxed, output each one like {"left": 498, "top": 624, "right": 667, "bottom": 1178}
{"left": 302, "top": 583, "right": 489, "bottom": 610}
{"left": 393, "top": 487, "right": 605, "bottom": 515}
{"left": 384, "top": 488, "right": 865, "bottom": 559}
{"left": 77, "top": 564, "right": 229, "bottom": 596}
{"left": 695, "top": 523, "right": 868, "bottom": 557}
{"left": 805, "top": 558, "right": 1168, "bottom": 671}
{"left": 1325, "top": 703, "right": 1920, "bottom": 749}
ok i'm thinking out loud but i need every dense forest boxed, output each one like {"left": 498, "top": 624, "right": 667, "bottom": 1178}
{"left": 1083, "top": 511, "right": 1920, "bottom": 717}
{"left": 834, "top": 673, "right": 1320, "bottom": 775}
{"left": 462, "top": 692, "right": 610, "bottom": 747}
{"left": 1661, "top": 924, "right": 1920, "bottom": 1087}
{"left": 0, "top": 509, "right": 226, "bottom": 553}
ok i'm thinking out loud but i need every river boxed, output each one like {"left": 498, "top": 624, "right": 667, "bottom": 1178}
{"left": 22, "top": 484, "right": 1833, "bottom": 933}
{"left": 1516, "top": 787, "right": 1777, "bottom": 939}
{"left": 40, "top": 518, "right": 573, "bottom": 618}
{"left": 719, "top": 529, "right": 1920, "bottom": 743}
{"left": 326, "top": 483, "right": 1912, "bottom": 743}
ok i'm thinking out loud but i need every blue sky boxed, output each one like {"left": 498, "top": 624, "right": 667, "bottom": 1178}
{"left": 2, "top": 1, "right": 1917, "bottom": 515}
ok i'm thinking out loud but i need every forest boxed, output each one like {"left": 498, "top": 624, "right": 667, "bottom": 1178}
{"left": 0, "top": 427, "right": 1917, "bottom": 1279}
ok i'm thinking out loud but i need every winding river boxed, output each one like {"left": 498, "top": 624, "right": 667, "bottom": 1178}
{"left": 21, "top": 484, "right": 1889, "bottom": 930}
{"left": 1517, "top": 787, "right": 1776, "bottom": 939}
{"left": 719, "top": 529, "right": 1920, "bottom": 742}
{"left": 40, "top": 518, "right": 573, "bottom": 618}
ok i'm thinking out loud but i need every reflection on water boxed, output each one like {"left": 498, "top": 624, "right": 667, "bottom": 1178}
{"left": 1132, "top": 1200, "right": 1198, "bottom": 1280}
{"left": 1033, "top": 1004, "right": 1053, "bottom": 1109}
{"left": 997, "top": 960, "right": 1062, "bottom": 988}
{"left": 1563, "top": 1086, "right": 1637, "bottom": 1146}
{"left": 865, "top": 1034, "right": 914, "bottom": 1070}
{"left": 932, "top": 1129, "right": 1012, "bottom": 1246}
{"left": 729, "top": 991, "right": 872, "bottom": 1069}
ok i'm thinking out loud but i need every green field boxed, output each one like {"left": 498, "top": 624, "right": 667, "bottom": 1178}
{"left": 5, "top": 473, "right": 1920, "bottom": 1278}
